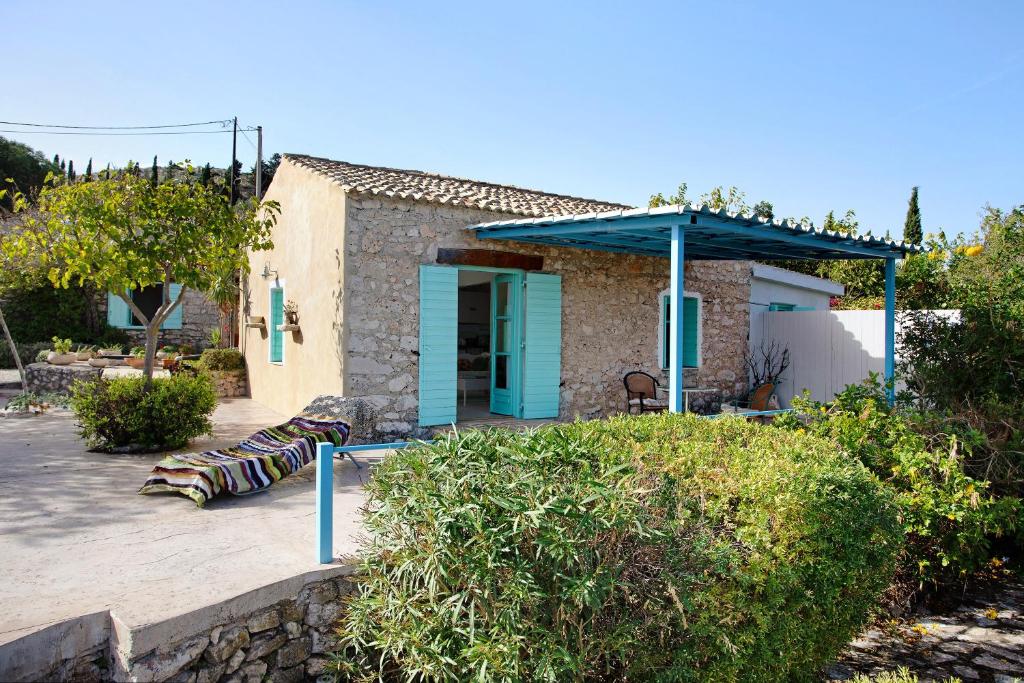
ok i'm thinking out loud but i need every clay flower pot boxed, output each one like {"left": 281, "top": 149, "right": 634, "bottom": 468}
{"left": 126, "top": 357, "right": 146, "bottom": 369}
{"left": 88, "top": 357, "right": 110, "bottom": 368}
{"left": 76, "top": 350, "right": 95, "bottom": 361}
{"left": 47, "top": 352, "right": 77, "bottom": 366}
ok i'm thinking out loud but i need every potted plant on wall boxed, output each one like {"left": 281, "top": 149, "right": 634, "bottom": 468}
{"left": 280, "top": 300, "right": 300, "bottom": 332}
{"left": 75, "top": 344, "right": 96, "bottom": 361}
{"left": 47, "top": 337, "right": 77, "bottom": 365}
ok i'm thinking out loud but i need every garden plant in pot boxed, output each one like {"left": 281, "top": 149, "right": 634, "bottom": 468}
{"left": 75, "top": 344, "right": 96, "bottom": 361}
{"left": 98, "top": 345, "right": 123, "bottom": 357}
{"left": 156, "top": 344, "right": 178, "bottom": 360}
{"left": 126, "top": 346, "right": 147, "bottom": 369}
{"left": 46, "top": 337, "right": 77, "bottom": 365}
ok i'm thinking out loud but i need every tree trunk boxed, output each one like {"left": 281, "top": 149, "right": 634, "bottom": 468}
{"left": 143, "top": 321, "right": 160, "bottom": 385}
{"left": 0, "top": 304, "right": 28, "bottom": 393}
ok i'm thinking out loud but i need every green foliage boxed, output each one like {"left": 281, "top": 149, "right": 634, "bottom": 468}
{"left": 0, "top": 281, "right": 118, "bottom": 344}
{"left": 2, "top": 163, "right": 280, "bottom": 381}
{"left": 904, "top": 187, "right": 923, "bottom": 245}
{"left": 775, "top": 377, "right": 1021, "bottom": 587}
{"left": 69, "top": 373, "right": 217, "bottom": 451}
{"left": 0, "top": 341, "right": 51, "bottom": 369}
{"left": 197, "top": 348, "right": 244, "bottom": 371}
{"left": 130, "top": 346, "right": 146, "bottom": 358}
{"left": 852, "top": 667, "right": 959, "bottom": 683}
{"left": 5, "top": 391, "right": 70, "bottom": 411}
{"left": 51, "top": 336, "right": 72, "bottom": 354}
{"left": 0, "top": 136, "right": 58, "bottom": 209}
{"left": 208, "top": 327, "right": 222, "bottom": 348}
{"left": 335, "top": 415, "right": 901, "bottom": 682}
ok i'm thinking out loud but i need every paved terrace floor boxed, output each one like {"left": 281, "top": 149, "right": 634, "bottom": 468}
{"left": 0, "top": 399, "right": 369, "bottom": 647}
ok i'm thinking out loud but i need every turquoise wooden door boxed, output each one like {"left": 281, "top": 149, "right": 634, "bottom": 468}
{"left": 522, "top": 273, "right": 561, "bottom": 419}
{"left": 489, "top": 273, "right": 519, "bottom": 415}
{"left": 418, "top": 266, "right": 459, "bottom": 426}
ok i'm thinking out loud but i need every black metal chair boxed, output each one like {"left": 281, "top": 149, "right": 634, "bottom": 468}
{"left": 623, "top": 371, "right": 668, "bottom": 414}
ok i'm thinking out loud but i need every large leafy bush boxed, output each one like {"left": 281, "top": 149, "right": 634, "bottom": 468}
{"left": 775, "top": 378, "right": 1020, "bottom": 588}
{"left": 335, "top": 415, "right": 901, "bottom": 682}
{"left": 70, "top": 373, "right": 217, "bottom": 451}
{"left": 197, "top": 348, "right": 245, "bottom": 371}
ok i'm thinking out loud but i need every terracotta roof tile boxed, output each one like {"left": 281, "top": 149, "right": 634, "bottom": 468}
{"left": 284, "top": 154, "right": 631, "bottom": 217}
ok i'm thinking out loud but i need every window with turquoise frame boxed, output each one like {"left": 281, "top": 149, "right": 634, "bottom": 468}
{"left": 269, "top": 286, "right": 284, "bottom": 363}
{"left": 660, "top": 292, "right": 700, "bottom": 370}
{"left": 768, "top": 302, "right": 796, "bottom": 311}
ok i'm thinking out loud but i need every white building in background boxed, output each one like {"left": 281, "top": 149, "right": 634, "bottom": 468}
{"left": 749, "top": 264, "right": 844, "bottom": 359}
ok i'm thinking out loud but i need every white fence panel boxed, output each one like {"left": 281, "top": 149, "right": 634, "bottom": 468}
{"left": 754, "top": 309, "right": 959, "bottom": 407}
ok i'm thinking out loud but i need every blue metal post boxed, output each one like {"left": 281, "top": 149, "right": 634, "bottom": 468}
{"left": 315, "top": 441, "right": 334, "bottom": 564}
{"left": 884, "top": 257, "right": 896, "bottom": 405}
{"left": 669, "top": 225, "right": 685, "bottom": 412}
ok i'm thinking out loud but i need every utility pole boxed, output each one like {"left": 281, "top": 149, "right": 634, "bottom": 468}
{"left": 255, "top": 125, "right": 263, "bottom": 199}
{"left": 230, "top": 116, "right": 238, "bottom": 205}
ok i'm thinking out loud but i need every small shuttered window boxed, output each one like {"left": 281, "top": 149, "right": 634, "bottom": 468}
{"left": 660, "top": 294, "right": 700, "bottom": 369}
{"left": 269, "top": 287, "right": 284, "bottom": 363}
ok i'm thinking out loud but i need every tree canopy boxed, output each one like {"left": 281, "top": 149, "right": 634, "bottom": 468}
{"left": 0, "top": 136, "right": 58, "bottom": 210}
{"left": 2, "top": 164, "right": 280, "bottom": 380}
{"left": 903, "top": 186, "right": 923, "bottom": 245}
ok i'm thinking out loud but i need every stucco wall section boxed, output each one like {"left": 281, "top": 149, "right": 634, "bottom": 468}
{"left": 242, "top": 161, "right": 347, "bottom": 416}
{"left": 343, "top": 196, "right": 751, "bottom": 432}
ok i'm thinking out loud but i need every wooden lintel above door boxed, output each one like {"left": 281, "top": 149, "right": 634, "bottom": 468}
{"left": 436, "top": 248, "right": 543, "bottom": 271}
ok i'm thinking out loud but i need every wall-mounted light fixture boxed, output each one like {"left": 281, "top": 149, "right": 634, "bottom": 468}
{"left": 260, "top": 262, "right": 279, "bottom": 280}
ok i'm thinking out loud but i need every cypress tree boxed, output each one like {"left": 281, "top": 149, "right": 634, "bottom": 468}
{"left": 53, "top": 153, "right": 60, "bottom": 166}
{"left": 84, "top": 158, "right": 93, "bottom": 181}
{"left": 151, "top": 155, "right": 159, "bottom": 187}
{"left": 67, "top": 160, "right": 76, "bottom": 182}
{"left": 60, "top": 159, "right": 66, "bottom": 175}
{"left": 200, "top": 163, "right": 211, "bottom": 186}
{"left": 104, "top": 162, "right": 111, "bottom": 180}
{"left": 166, "top": 159, "right": 175, "bottom": 182}
{"left": 903, "top": 186, "right": 923, "bottom": 244}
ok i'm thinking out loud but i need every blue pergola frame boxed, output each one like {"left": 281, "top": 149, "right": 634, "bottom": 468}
{"left": 470, "top": 204, "right": 923, "bottom": 412}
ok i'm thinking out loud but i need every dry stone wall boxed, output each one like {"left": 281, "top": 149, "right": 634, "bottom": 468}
{"left": 343, "top": 196, "right": 751, "bottom": 434}
{"left": 116, "top": 574, "right": 353, "bottom": 683}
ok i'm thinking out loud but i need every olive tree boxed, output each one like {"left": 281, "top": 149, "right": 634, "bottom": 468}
{"left": 2, "top": 165, "right": 279, "bottom": 382}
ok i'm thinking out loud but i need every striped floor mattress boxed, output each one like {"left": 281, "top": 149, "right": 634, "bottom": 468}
{"left": 138, "top": 413, "right": 351, "bottom": 507}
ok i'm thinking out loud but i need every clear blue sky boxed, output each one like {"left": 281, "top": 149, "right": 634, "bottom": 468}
{"left": 6, "top": 1, "right": 1022, "bottom": 239}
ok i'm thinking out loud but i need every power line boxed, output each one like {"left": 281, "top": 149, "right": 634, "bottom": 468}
{"left": 0, "top": 119, "right": 232, "bottom": 130}
{"left": 238, "top": 126, "right": 258, "bottom": 152}
{"left": 0, "top": 128, "right": 258, "bottom": 136}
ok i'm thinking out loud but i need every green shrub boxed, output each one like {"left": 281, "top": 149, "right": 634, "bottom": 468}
{"left": 70, "top": 374, "right": 217, "bottom": 451}
{"left": 335, "top": 414, "right": 901, "bottom": 682}
{"left": 0, "top": 341, "right": 51, "bottom": 368}
{"left": 51, "top": 336, "right": 72, "bottom": 354}
{"left": 775, "top": 378, "right": 1021, "bottom": 588}
{"left": 198, "top": 348, "right": 244, "bottom": 371}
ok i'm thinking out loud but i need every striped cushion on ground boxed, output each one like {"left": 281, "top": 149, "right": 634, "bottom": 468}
{"left": 138, "top": 413, "right": 351, "bottom": 507}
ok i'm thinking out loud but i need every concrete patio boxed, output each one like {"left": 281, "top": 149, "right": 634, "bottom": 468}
{"left": 0, "top": 398, "right": 369, "bottom": 675}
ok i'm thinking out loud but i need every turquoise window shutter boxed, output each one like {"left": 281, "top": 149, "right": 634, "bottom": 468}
{"left": 522, "top": 272, "right": 561, "bottom": 419}
{"left": 161, "top": 284, "right": 184, "bottom": 329}
{"left": 683, "top": 296, "right": 699, "bottom": 368}
{"left": 269, "top": 288, "right": 284, "bottom": 362}
{"left": 107, "top": 292, "right": 129, "bottom": 328}
{"left": 769, "top": 302, "right": 796, "bottom": 312}
{"left": 418, "top": 265, "right": 458, "bottom": 426}
{"left": 663, "top": 295, "right": 699, "bottom": 368}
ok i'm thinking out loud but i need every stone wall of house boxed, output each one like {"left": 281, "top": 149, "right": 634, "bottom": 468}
{"left": 97, "top": 288, "right": 222, "bottom": 350}
{"left": 343, "top": 196, "right": 751, "bottom": 434}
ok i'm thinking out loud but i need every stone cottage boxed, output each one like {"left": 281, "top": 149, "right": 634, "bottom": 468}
{"left": 241, "top": 154, "right": 767, "bottom": 435}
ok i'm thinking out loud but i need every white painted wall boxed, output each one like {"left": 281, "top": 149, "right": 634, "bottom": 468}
{"left": 754, "top": 309, "right": 960, "bottom": 407}
{"left": 748, "top": 264, "right": 844, "bottom": 359}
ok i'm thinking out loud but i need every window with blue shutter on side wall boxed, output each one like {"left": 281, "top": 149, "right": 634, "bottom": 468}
{"left": 106, "top": 285, "right": 184, "bottom": 329}
{"left": 660, "top": 294, "right": 700, "bottom": 370}
{"left": 269, "top": 287, "right": 284, "bottom": 363}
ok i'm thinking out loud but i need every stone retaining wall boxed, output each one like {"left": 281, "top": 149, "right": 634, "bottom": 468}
{"left": 207, "top": 370, "right": 248, "bottom": 398}
{"left": 121, "top": 574, "right": 351, "bottom": 683}
{"left": 1, "top": 570, "right": 356, "bottom": 683}
{"left": 25, "top": 362, "right": 102, "bottom": 393}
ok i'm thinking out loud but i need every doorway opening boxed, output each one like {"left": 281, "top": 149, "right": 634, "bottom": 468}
{"left": 456, "top": 268, "right": 522, "bottom": 421}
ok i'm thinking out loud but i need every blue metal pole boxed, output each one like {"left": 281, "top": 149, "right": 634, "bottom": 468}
{"left": 884, "top": 257, "right": 896, "bottom": 405}
{"left": 315, "top": 441, "right": 334, "bottom": 564}
{"left": 669, "top": 225, "right": 685, "bottom": 412}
